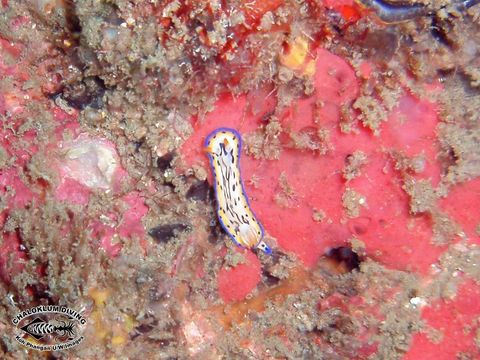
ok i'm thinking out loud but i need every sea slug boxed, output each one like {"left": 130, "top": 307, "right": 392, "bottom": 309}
{"left": 356, "top": 0, "right": 428, "bottom": 23}
{"left": 205, "top": 128, "right": 272, "bottom": 254}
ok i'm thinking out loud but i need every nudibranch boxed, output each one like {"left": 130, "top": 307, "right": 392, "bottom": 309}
{"left": 355, "top": 0, "right": 427, "bottom": 23}
{"left": 355, "top": 0, "right": 480, "bottom": 24}
{"left": 204, "top": 128, "right": 272, "bottom": 254}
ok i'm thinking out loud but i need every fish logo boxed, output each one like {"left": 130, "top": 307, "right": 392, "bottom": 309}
{"left": 20, "top": 317, "right": 77, "bottom": 341}
{"left": 12, "top": 305, "right": 86, "bottom": 351}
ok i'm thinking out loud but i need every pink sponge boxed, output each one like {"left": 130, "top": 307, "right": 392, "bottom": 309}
{"left": 181, "top": 48, "right": 451, "bottom": 302}
{"left": 217, "top": 250, "right": 261, "bottom": 303}
{"left": 405, "top": 280, "right": 480, "bottom": 360}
